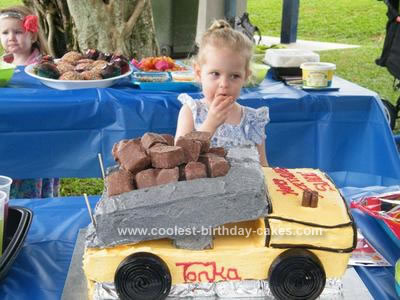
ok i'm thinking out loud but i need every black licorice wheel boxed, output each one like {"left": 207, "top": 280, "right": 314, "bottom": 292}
{"left": 268, "top": 249, "right": 326, "bottom": 300}
{"left": 114, "top": 252, "right": 172, "bottom": 300}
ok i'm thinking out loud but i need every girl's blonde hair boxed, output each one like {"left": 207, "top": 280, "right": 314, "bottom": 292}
{"left": 197, "top": 19, "right": 253, "bottom": 72}
{"left": 0, "top": 5, "right": 49, "bottom": 55}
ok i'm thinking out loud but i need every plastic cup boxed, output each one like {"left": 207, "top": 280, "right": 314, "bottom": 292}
{"left": 0, "top": 191, "right": 6, "bottom": 254}
{"left": 0, "top": 176, "right": 12, "bottom": 239}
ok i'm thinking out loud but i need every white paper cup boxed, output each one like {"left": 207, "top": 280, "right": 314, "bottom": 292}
{"left": 0, "top": 190, "right": 6, "bottom": 254}
{"left": 0, "top": 175, "right": 12, "bottom": 194}
{"left": 0, "top": 176, "right": 12, "bottom": 242}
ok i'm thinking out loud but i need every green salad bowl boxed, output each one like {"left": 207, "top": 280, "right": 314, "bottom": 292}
{"left": 0, "top": 61, "right": 16, "bottom": 87}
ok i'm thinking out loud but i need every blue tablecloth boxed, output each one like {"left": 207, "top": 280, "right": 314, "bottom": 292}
{"left": 1, "top": 68, "right": 400, "bottom": 188}
{"left": 0, "top": 69, "right": 399, "bottom": 299}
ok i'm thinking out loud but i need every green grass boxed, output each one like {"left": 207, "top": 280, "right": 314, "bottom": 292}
{"left": 248, "top": 0, "right": 398, "bottom": 103}
{"left": 1, "top": 0, "right": 398, "bottom": 195}
{"left": 60, "top": 178, "right": 103, "bottom": 196}
{"left": 0, "top": 0, "right": 22, "bottom": 7}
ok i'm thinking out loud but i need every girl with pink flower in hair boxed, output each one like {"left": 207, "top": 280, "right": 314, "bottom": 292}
{"left": 0, "top": 5, "right": 48, "bottom": 65}
{"left": 0, "top": 5, "right": 58, "bottom": 199}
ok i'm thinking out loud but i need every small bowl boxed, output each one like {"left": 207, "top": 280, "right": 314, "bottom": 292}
{"left": 0, "top": 61, "right": 16, "bottom": 87}
{"left": 248, "top": 63, "right": 270, "bottom": 86}
{"left": 170, "top": 70, "right": 195, "bottom": 82}
{"left": 300, "top": 62, "right": 336, "bottom": 88}
{"left": 132, "top": 71, "right": 170, "bottom": 82}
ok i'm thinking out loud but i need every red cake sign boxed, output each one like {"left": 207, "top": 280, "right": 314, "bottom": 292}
{"left": 176, "top": 261, "right": 241, "bottom": 282}
{"left": 271, "top": 168, "right": 335, "bottom": 197}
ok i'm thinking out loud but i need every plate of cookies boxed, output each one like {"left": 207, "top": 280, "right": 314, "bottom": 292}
{"left": 24, "top": 49, "right": 133, "bottom": 90}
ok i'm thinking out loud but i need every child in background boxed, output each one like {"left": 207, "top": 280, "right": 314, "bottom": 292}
{"left": 175, "top": 19, "right": 269, "bottom": 166}
{"left": 0, "top": 6, "right": 58, "bottom": 198}
{"left": 0, "top": 5, "right": 48, "bottom": 65}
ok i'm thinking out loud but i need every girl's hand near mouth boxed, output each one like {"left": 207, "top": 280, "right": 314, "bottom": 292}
{"left": 201, "top": 95, "right": 234, "bottom": 133}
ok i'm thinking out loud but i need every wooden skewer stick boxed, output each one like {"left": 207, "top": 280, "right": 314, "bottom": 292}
{"left": 84, "top": 193, "right": 96, "bottom": 227}
{"left": 98, "top": 153, "right": 105, "bottom": 180}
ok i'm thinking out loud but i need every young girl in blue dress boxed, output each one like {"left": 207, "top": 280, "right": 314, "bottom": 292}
{"left": 0, "top": 5, "right": 59, "bottom": 198}
{"left": 175, "top": 19, "right": 269, "bottom": 166}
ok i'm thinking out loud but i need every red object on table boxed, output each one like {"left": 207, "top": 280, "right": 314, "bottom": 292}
{"left": 351, "top": 193, "right": 400, "bottom": 240}
{"left": 3, "top": 54, "right": 14, "bottom": 64}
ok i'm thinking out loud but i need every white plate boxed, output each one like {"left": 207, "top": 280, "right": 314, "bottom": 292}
{"left": 24, "top": 64, "right": 132, "bottom": 90}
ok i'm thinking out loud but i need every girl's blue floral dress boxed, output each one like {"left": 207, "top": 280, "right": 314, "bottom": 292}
{"left": 11, "top": 178, "right": 60, "bottom": 199}
{"left": 178, "top": 93, "right": 270, "bottom": 148}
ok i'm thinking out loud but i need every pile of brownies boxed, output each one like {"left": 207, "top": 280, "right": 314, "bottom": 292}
{"left": 106, "top": 132, "right": 230, "bottom": 196}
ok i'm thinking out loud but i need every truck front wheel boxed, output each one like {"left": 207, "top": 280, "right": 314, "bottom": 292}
{"left": 268, "top": 249, "right": 326, "bottom": 300}
{"left": 114, "top": 252, "right": 172, "bottom": 300}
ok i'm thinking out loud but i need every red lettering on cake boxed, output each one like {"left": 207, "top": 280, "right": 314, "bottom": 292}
{"left": 273, "top": 168, "right": 309, "bottom": 193}
{"left": 272, "top": 178, "right": 298, "bottom": 196}
{"left": 227, "top": 268, "right": 241, "bottom": 280}
{"left": 176, "top": 262, "right": 241, "bottom": 282}
{"left": 298, "top": 172, "right": 322, "bottom": 182}
{"left": 312, "top": 182, "right": 333, "bottom": 192}
{"left": 273, "top": 168, "right": 295, "bottom": 179}
{"left": 213, "top": 265, "right": 226, "bottom": 279}
{"left": 198, "top": 270, "right": 213, "bottom": 282}
{"left": 298, "top": 172, "right": 335, "bottom": 192}
{"left": 291, "top": 181, "right": 311, "bottom": 192}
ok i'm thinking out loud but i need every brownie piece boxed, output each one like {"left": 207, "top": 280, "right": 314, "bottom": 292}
{"left": 301, "top": 190, "right": 312, "bottom": 207}
{"left": 208, "top": 147, "right": 227, "bottom": 157}
{"left": 156, "top": 167, "right": 179, "bottom": 185}
{"left": 175, "top": 136, "right": 202, "bottom": 163}
{"left": 149, "top": 145, "right": 185, "bottom": 168}
{"left": 310, "top": 191, "right": 319, "bottom": 208}
{"left": 161, "top": 134, "right": 175, "bottom": 146}
{"left": 184, "top": 131, "right": 212, "bottom": 153}
{"left": 301, "top": 190, "right": 319, "bottom": 208}
{"left": 111, "top": 139, "right": 129, "bottom": 162}
{"left": 135, "top": 168, "right": 157, "bottom": 189}
{"left": 185, "top": 161, "right": 207, "bottom": 180}
{"left": 118, "top": 139, "right": 151, "bottom": 173}
{"left": 141, "top": 132, "right": 168, "bottom": 150}
{"left": 106, "top": 168, "right": 135, "bottom": 196}
{"left": 198, "top": 153, "right": 230, "bottom": 178}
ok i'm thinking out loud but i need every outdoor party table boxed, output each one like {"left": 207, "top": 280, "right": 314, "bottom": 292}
{"left": 1, "top": 67, "right": 400, "bottom": 188}
{"left": 0, "top": 68, "right": 399, "bottom": 299}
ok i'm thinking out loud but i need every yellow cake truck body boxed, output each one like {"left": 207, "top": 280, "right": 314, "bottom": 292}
{"left": 83, "top": 167, "right": 356, "bottom": 300}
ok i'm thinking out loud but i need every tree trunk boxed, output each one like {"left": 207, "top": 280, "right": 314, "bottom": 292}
{"left": 22, "top": 0, "right": 159, "bottom": 59}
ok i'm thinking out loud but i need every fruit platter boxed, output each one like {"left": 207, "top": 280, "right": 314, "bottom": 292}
{"left": 131, "top": 56, "right": 199, "bottom": 92}
{"left": 131, "top": 56, "right": 186, "bottom": 72}
{"left": 25, "top": 49, "right": 133, "bottom": 90}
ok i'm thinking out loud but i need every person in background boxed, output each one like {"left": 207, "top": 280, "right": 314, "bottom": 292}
{"left": 0, "top": 5, "right": 48, "bottom": 65}
{"left": 175, "top": 19, "right": 269, "bottom": 166}
{"left": 376, "top": 0, "right": 400, "bottom": 67}
{"left": 0, "top": 5, "right": 59, "bottom": 198}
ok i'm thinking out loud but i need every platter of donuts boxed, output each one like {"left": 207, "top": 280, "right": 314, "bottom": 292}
{"left": 24, "top": 49, "right": 133, "bottom": 90}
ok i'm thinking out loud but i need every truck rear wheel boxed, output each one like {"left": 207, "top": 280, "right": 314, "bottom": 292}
{"left": 114, "top": 252, "right": 172, "bottom": 300}
{"left": 268, "top": 249, "right": 326, "bottom": 300}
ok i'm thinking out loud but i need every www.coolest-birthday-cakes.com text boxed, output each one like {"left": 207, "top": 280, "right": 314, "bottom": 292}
{"left": 117, "top": 225, "right": 324, "bottom": 238}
